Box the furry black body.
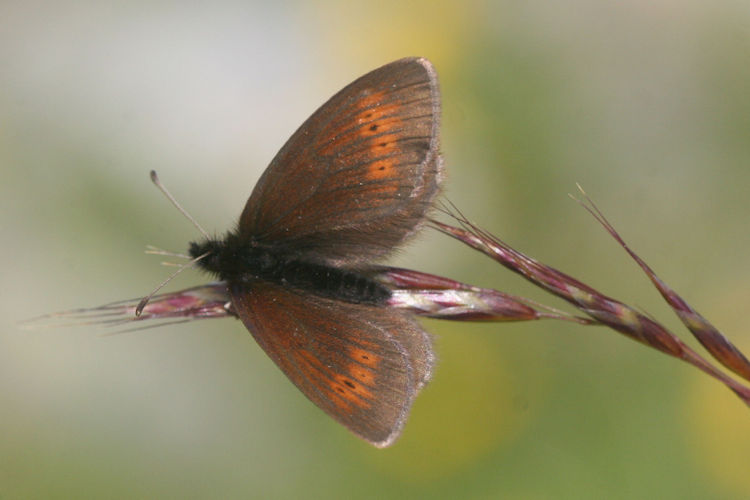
[189,232,391,306]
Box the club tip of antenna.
[135,297,148,317]
[150,170,159,183]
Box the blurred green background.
[2,1,749,498]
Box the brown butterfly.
[188,58,442,447]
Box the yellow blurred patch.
[685,373,750,495]
[358,323,546,482]
[306,0,484,71]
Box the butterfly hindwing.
[230,280,434,447]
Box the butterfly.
[183,58,443,448]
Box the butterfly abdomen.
[190,235,390,305]
[275,260,391,305]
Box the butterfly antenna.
[135,251,210,316]
[149,170,210,239]
[145,245,190,259]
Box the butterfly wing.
[231,281,434,447]
[238,57,442,265]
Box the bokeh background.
[2,1,749,498]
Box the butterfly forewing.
[231,281,433,447]
[238,57,442,265]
